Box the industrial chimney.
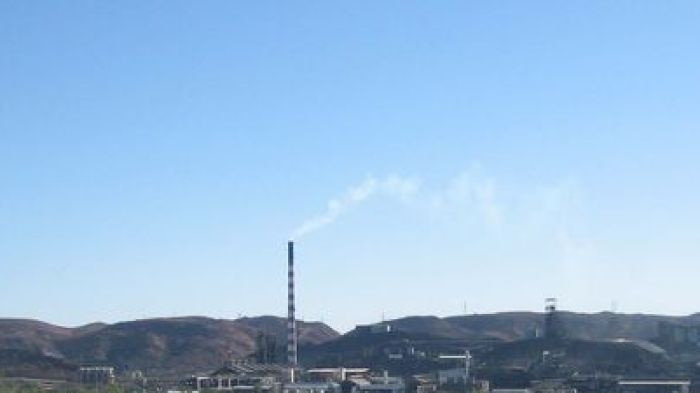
[287,241,298,374]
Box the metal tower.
[544,297,564,340]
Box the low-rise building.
[79,366,115,385]
[306,368,370,382]
[349,374,404,393]
[184,362,284,392]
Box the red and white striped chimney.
[287,241,298,370]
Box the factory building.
[79,366,115,385]
[351,374,405,393]
[184,362,285,392]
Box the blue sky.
[1,1,699,332]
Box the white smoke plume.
[290,175,421,240]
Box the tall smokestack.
[287,241,298,369]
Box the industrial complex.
[2,241,700,393]
[121,241,699,393]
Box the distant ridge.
[385,311,700,341]
[304,312,700,377]
[1,312,699,378]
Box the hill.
[1,312,699,378]
[387,312,700,341]
[0,316,339,377]
[303,312,700,377]
[480,338,675,377]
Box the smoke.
[431,171,503,227]
[290,175,421,240]
[289,168,504,240]
[290,168,507,240]
[289,169,603,318]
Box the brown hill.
[56,317,259,373]
[1,312,698,377]
[0,316,339,376]
[0,319,89,358]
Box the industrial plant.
[1,241,700,393]
[117,241,695,393]
[4,1,698,393]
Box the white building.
[306,368,370,382]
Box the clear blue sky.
[1,1,699,332]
